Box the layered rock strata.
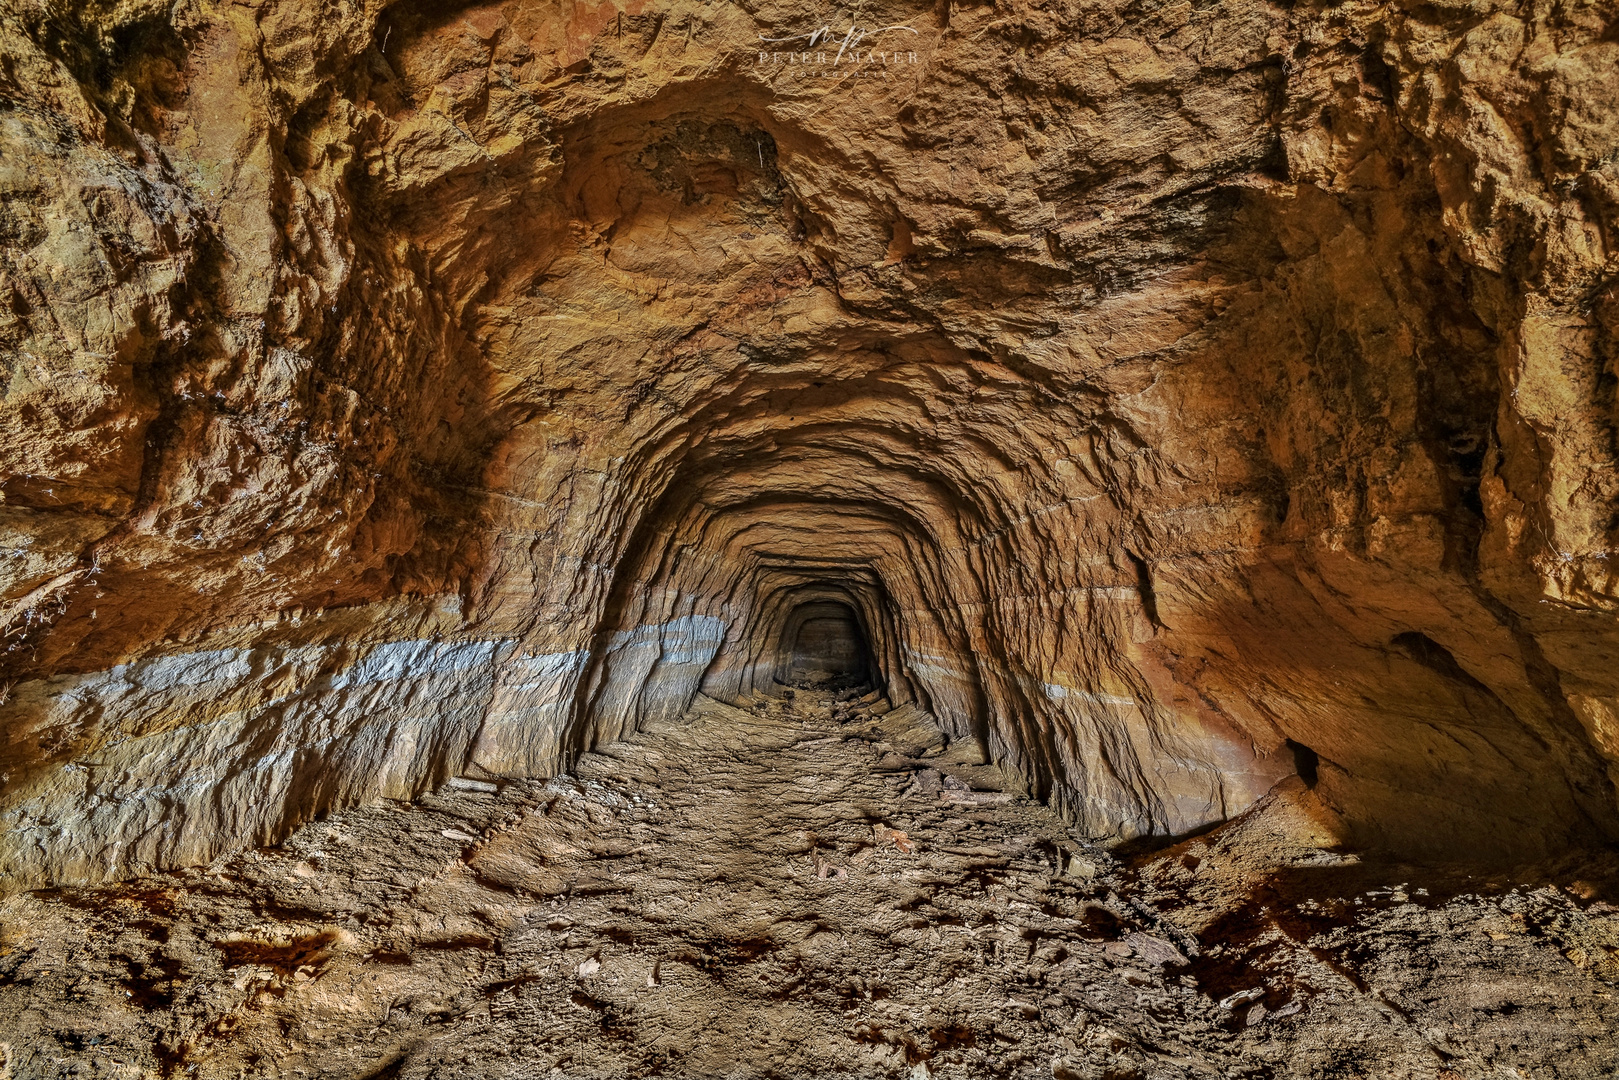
[1,0,1617,890]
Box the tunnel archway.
[778,601,872,690]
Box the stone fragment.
[905,769,944,798]
[1066,855,1100,882]
[813,853,848,882]
[874,824,915,854]
[1122,932,1185,967]
[1219,988,1265,1011]
[446,778,500,795]
[940,790,1015,806]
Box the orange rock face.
[1,0,1616,889]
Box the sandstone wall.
[1,0,1616,890]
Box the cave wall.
[1,0,1616,890]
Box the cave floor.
[3,691,1618,1079]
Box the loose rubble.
[2,691,1616,1077]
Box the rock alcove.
[780,600,871,688]
[1,0,1618,1073]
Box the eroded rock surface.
[3,692,1616,1077]
[1,0,1617,900]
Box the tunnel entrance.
[780,602,871,690]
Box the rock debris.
[4,692,1615,1078]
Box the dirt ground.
[3,690,1617,1078]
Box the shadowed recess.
[780,600,872,689]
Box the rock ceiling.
[0,0,1616,892]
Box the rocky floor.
[2,690,1618,1079]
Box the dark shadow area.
[1287,740,1320,788]
[780,601,871,690]
[1149,845,1619,1025]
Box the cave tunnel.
[3,0,1618,1073]
[779,600,872,689]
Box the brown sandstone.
[0,0,1617,1069]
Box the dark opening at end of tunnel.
[1287,740,1320,788]
[779,601,872,692]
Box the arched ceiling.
[1,0,1616,892]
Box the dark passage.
[781,602,870,688]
